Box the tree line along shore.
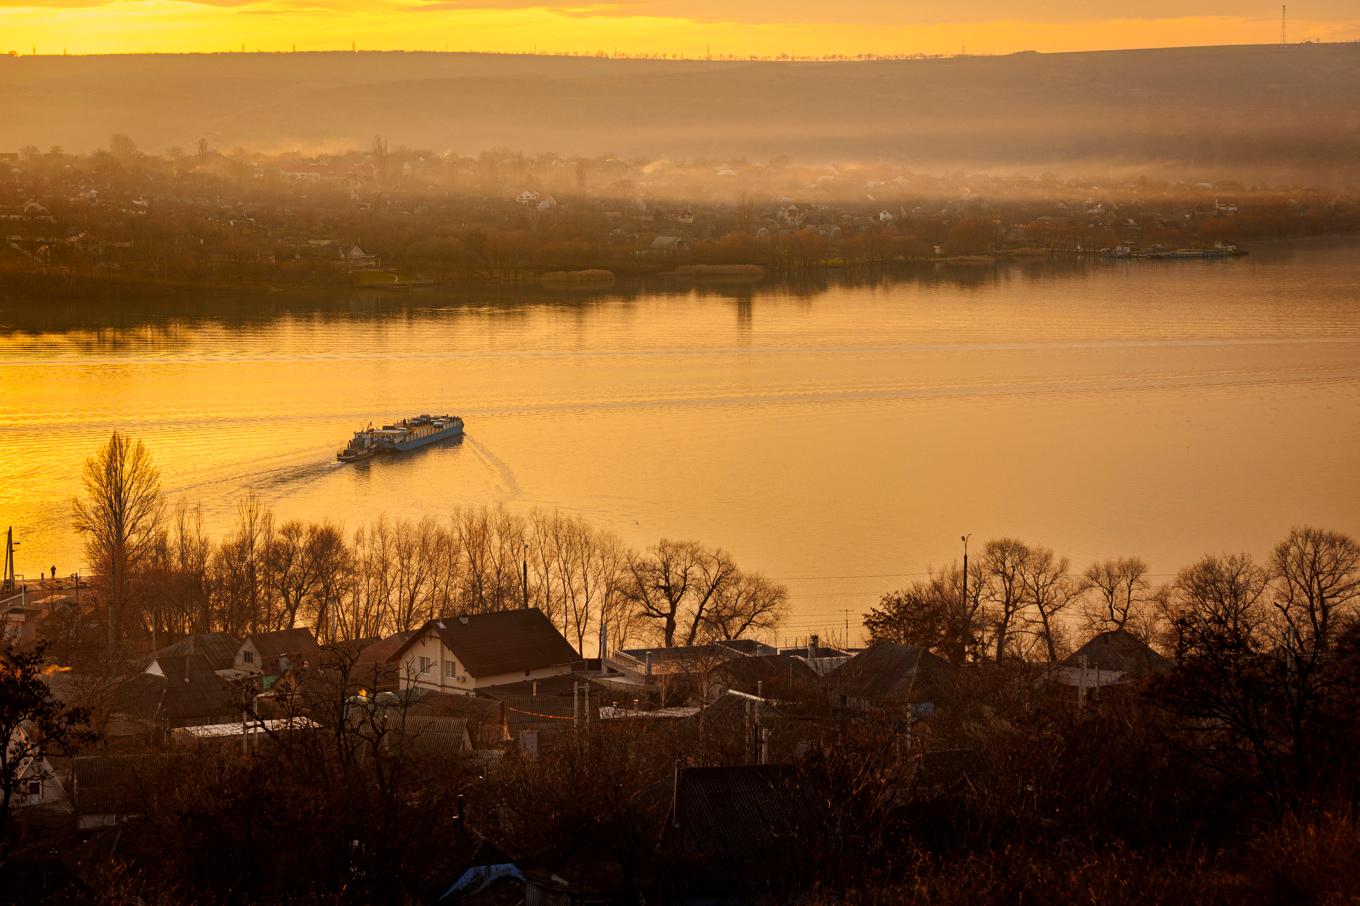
[3,431,1359,902]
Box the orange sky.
[2,2,1358,57]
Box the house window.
[417,656,434,676]
[443,659,455,678]
[26,779,42,797]
[242,650,254,664]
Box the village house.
[110,653,241,744]
[344,243,380,270]
[389,608,580,695]
[5,726,66,810]
[1052,629,1170,705]
[823,641,955,714]
[234,627,319,683]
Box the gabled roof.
[1061,630,1170,675]
[154,654,241,722]
[355,630,417,665]
[395,609,579,678]
[245,627,317,658]
[115,653,239,723]
[143,632,241,672]
[822,641,955,705]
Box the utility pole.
[2,527,17,594]
[961,533,971,615]
[1282,5,1287,45]
[521,545,529,609]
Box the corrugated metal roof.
[669,765,817,861]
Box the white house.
[6,726,66,810]
[390,608,580,694]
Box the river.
[3,238,1359,644]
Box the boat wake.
[463,435,521,498]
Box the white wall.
[397,628,574,692]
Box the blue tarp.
[438,863,524,901]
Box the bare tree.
[1019,544,1077,662]
[265,520,348,632]
[1082,557,1153,638]
[619,539,738,647]
[980,538,1030,663]
[72,431,164,655]
[390,518,439,632]
[704,572,788,642]
[210,495,274,636]
[454,507,526,613]
[340,519,397,641]
[1270,526,1360,653]
[1167,553,1270,657]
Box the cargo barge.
[338,414,463,463]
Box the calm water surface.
[3,240,1359,643]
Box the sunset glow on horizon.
[2,2,1359,58]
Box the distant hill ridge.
[2,42,1358,178]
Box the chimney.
[597,617,608,661]
[645,651,652,678]
[808,634,818,661]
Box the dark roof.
[395,609,579,678]
[476,673,599,732]
[114,654,240,724]
[73,754,180,816]
[246,627,318,657]
[669,765,818,861]
[620,643,741,666]
[394,715,471,756]
[714,639,779,657]
[143,632,241,672]
[355,630,416,665]
[1062,630,1171,675]
[822,641,955,705]
[778,645,850,660]
[405,689,508,746]
[712,655,821,701]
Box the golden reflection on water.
[3,244,1359,642]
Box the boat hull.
[391,422,464,451]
